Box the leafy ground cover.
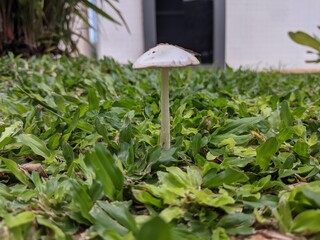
[0,54,319,239]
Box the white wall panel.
[97,0,144,64]
[226,0,320,70]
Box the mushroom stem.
[160,68,170,149]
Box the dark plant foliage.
[0,0,126,57]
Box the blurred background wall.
[226,0,320,70]
[79,0,320,71]
[96,0,144,63]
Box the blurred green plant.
[0,0,127,57]
[289,28,320,63]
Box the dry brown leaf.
[244,230,305,240]
[19,163,47,177]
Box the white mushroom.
[133,44,200,149]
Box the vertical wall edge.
[213,0,226,69]
[142,0,157,50]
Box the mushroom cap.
[132,43,200,69]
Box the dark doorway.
[156,0,213,63]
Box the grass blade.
[85,143,124,200]
[16,134,51,159]
[256,137,279,171]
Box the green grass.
[0,54,319,239]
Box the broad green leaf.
[194,153,207,166]
[217,213,254,235]
[158,167,191,188]
[118,142,135,168]
[16,134,51,159]
[203,167,249,188]
[277,192,292,232]
[47,133,61,150]
[0,121,22,148]
[1,157,29,185]
[276,127,294,143]
[289,182,320,210]
[291,210,320,233]
[88,181,104,202]
[119,124,133,143]
[132,189,162,208]
[143,184,185,205]
[219,116,264,135]
[65,108,80,134]
[280,101,293,127]
[95,118,110,142]
[97,201,138,234]
[233,146,256,158]
[256,137,279,170]
[160,207,185,223]
[187,166,202,188]
[62,142,74,166]
[0,182,12,199]
[37,216,66,238]
[288,31,320,51]
[239,102,249,117]
[191,133,202,157]
[152,101,159,114]
[69,179,93,221]
[307,133,318,146]
[5,211,35,228]
[293,125,306,137]
[88,88,99,111]
[52,93,66,113]
[77,121,95,132]
[172,104,186,127]
[254,175,271,191]
[293,140,309,158]
[85,143,124,200]
[172,227,206,240]
[211,227,229,240]
[90,203,129,237]
[222,157,254,168]
[244,194,279,210]
[137,216,173,240]
[292,106,306,118]
[211,134,252,145]
[193,188,235,207]
[301,184,320,208]
[150,147,178,168]
[218,138,236,148]
[181,126,198,135]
